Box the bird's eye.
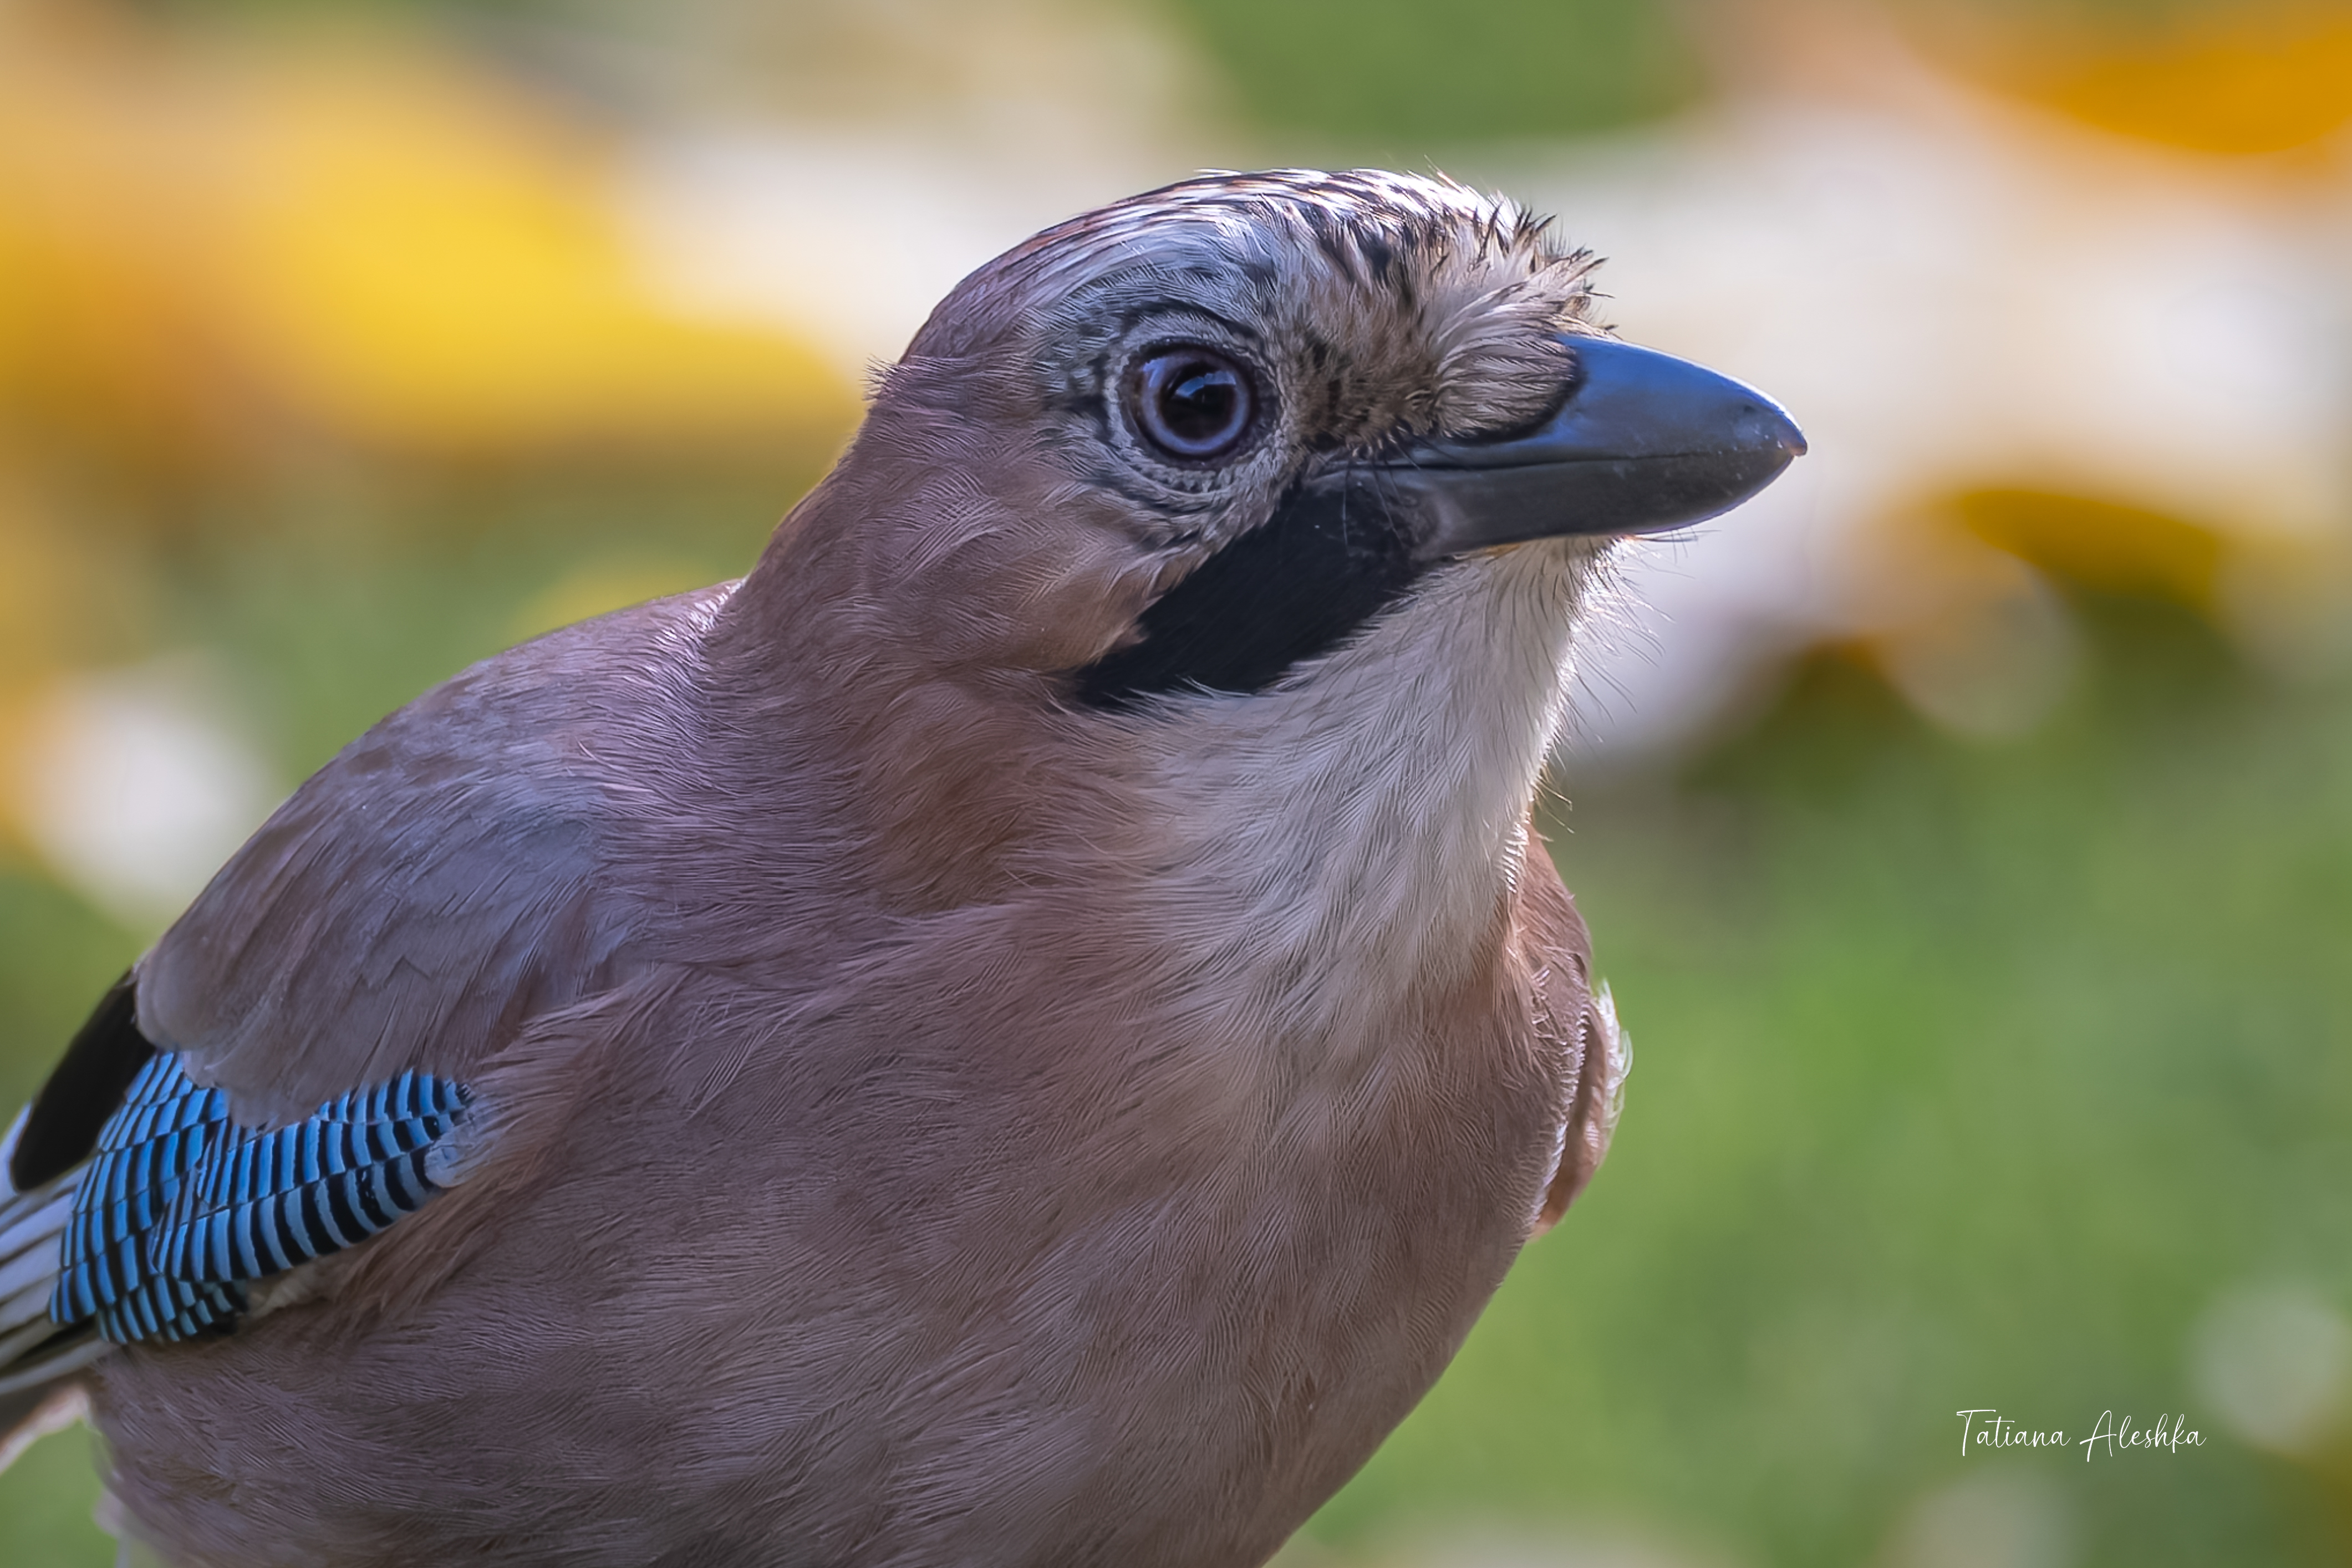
[1126,347,1256,462]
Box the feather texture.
[50,1055,472,1346]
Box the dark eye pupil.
[1164,369,1236,435]
[1130,348,1255,460]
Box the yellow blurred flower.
[1852,483,2352,737]
[1951,488,2224,610]
[0,0,857,474]
[1905,0,2352,156]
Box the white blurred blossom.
[1883,1469,2076,1568]
[2192,1282,2352,1455]
[10,655,281,935]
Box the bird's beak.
[1344,336,1806,560]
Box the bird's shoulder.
[1516,832,1628,1233]
[133,586,732,1122]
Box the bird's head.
[749,169,1798,711]
[726,170,1798,926]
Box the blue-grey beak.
[1335,336,1806,559]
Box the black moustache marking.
[11,970,155,1191]
[1073,470,1427,709]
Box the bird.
[0,169,1800,1567]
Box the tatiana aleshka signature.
[1958,1408,2206,1461]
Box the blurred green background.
[5,0,2352,1564]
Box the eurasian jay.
[0,170,1800,1566]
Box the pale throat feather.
[1133,542,1594,1054]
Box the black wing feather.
[9,973,155,1193]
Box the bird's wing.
[134,642,642,1125]
[0,609,680,1399]
[1521,837,1628,1234]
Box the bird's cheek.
[904,520,1154,674]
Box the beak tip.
[1745,401,1806,460]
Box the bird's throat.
[1122,543,1592,1056]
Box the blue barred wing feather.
[52,1056,472,1346]
[52,1057,240,1344]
